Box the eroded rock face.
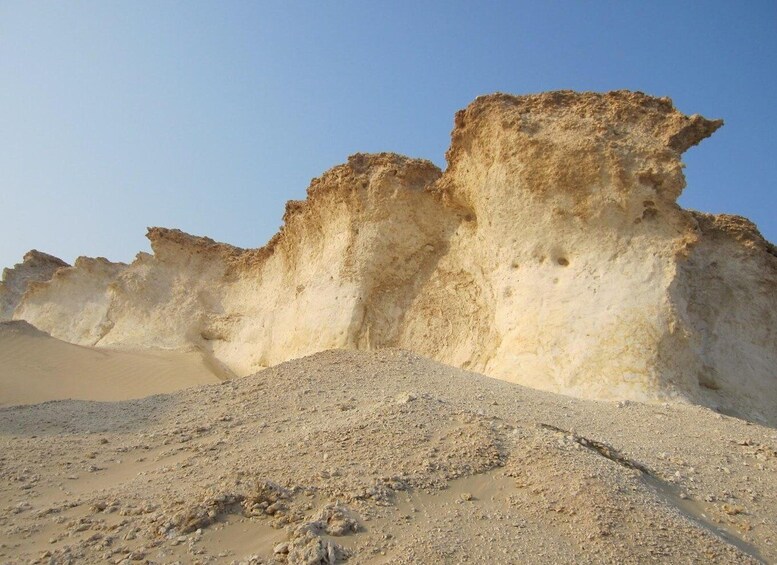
[8,91,777,424]
[403,91,721,397]
[0,251,69,320]
[671,213,777,423]
[13,256,127,345]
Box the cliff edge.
[3,90,775,425]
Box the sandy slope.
[1,349,775,564]
[0,321,221,406]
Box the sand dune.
[0,321,221,406]
[1,349,775,563]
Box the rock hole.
[556,257,569,266]
[698,373,721,391]
[200,330,224,341]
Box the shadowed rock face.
[4,90,776,424]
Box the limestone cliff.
[0,251,68,320]
[4,90,776,425]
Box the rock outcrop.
[3,90,776,424]
[0,251,68,320]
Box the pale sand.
[0,321,220,406]
[1,348,776,564]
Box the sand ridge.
[0,321,221,406]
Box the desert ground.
[1,340,775,564]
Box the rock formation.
[0,250,68,320]
[2,90,775,424]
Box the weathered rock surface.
[0,250,68,319]
[3,90,776,424]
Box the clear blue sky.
[1,1,775,269]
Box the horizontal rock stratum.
[2,90,776,424]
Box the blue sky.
[1,1,775,269]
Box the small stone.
[395,392,417,404]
